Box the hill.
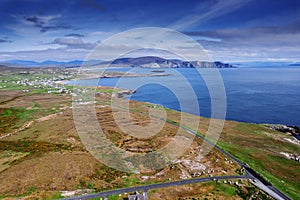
[0,57,235,68]
[111,56,235,68]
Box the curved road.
[170,119,291,200]
[62,174,250,200]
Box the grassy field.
[147,180,273,200]
[161,109,300,199]
[0,85,243,199]
[219,123,299,199]
[0,69,299,199]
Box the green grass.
[235,122,264,134]
[122,176,141,188]
[214,182,237,196]
[1,103,65,132]
[108,194,119,200]
[1,107,34,120]
[0,74,72,95]
[46,192,63,200]
[199,181,271,199]
[110,103,300,199]
[0,189,64,200]
[0,107,35,133]
[217,136,299,199]
[96,88,115,94]
[16,108,35,121]
[25,186,36,194]
[0,73,121,97]
[32,102,40,108]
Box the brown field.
[0,73,299,199]
[0,88,246,199]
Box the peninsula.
[0,65,299,199]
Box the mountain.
[0,59,104,67]
[3,60,42,66]
[111,56,235,68]
[0,57,235,68]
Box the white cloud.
[50,37,97,49]
[0,48,87,62]
[169,0,252,30]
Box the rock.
[268,124,300,140]
[113,89,136,98]
[280,152,300,162]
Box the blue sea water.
[70,67,300,127]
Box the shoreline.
[1,77,299,199]
[60,76,300,141]
[72,72,171,81]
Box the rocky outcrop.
[268,124,300,140]
[112,89,136,98]
[280,152,300,162]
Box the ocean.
[70,67,300,127]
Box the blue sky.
[0,0,299,62]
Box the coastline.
[60,74,300,142]
[1,74,299,199]
[72,71,170,81]
[67,76,300,138]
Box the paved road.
[172,120,291,200]
[63,104,291,200]
[62,174,250,200]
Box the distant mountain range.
[0,59,102,68]
[0,60,83,67]
[1,56,235,68]
[2,57,300,68]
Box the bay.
[70,67,300,127]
